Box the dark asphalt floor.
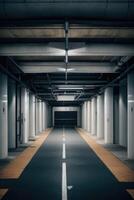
[1,128,133,200]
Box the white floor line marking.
[62,162,68,200]
[62,143,66,159]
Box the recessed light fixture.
[57,95,75,101]
[59,87,83,90]
[57,68,74,72]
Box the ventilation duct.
[0,1,133,20]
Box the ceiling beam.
[37,92,95,95]
[32,81,108,85]
[0,43,134,56]
[19,61,117,73]
[0,20,134,28]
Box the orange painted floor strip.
[0,189,8,200]
[0,128,52,179]
[77,128,134,182]
[127,190,134,199]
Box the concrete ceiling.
[0,21,134,106]
[0,27,134,39]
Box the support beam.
[119,79,127,147]
[0,72,8,158]
[35,98,39,135]
[127,70,134,159]
[19,62,116,74]
[104,87,113,144]
[97,94,104,139]
[0,43,134,56]
[29,94,36,140]
[87,101,91,133]
[33,81,107,85]
[82,102,87,130]
[0,2,133,21]
[21,88,29,144]
[8,79,16,149]
[39,100,42,133]
[91,97,97,135]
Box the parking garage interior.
[0,1,134,200]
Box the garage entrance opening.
[54,111,77,127]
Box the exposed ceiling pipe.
[99,63,134,93]
[89,61,134,101]
[0,57,43,101]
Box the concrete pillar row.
[127,71,134,159]
[91,97,97,135]
[0,72,8,159]
[104,87,113,144]
[97,94,104,139]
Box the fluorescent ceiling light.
[57,95,75,101]
[57,68,75,72]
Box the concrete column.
[8,79,16,149]
[91,97,97,135]
[42,102,44,130]
[48,105,52,127]
[35,98,39,134]
[86,101,88,131]
[113,88,119,144]
[119,79,127,147]
[45,104,48,128]
[21,88,29,144]
[0,72,8,158]
[104,87,113,144]
[87,101,91,133]
[127,71,134,159]
[44,102,46,130]
[81,104,84,129]
[29,94,36,139]
[39,100,42,133]
[42,102,45,130]
[83,102,87,130]
[97,94,104,139]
